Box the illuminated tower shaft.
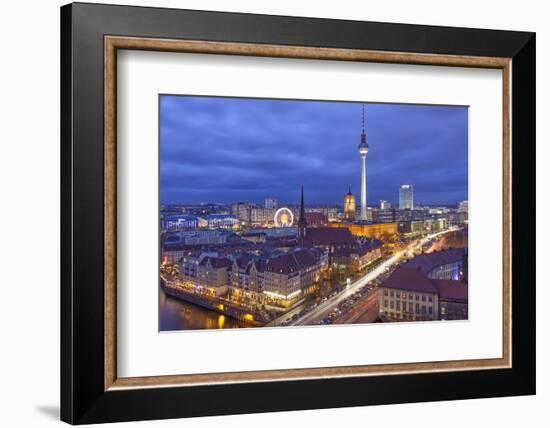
[358,104,369,221]
[360,153,367,220]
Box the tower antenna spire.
[361,104,367,143]
[362,104,365,133]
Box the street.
[289,227,459,326]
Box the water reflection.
[159,287,248,331]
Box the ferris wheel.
[274,207,294,227]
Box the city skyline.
[160,95,468,206]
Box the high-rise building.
[458,200,468,213]
[358,105,369,221]
[380,200,391,210]
[343,186,356,221]
[264,198,278,209]
[399,185,414,210]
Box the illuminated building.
[161,214,200,231]
[378,267,440,321]
[305,211,327,227]
[162,230,232,261]
[250,207,277,225]
[399,185,414,210]
[204,214,240,229]
[458,200,469,213]
[196,256,232,296]
[229,248,328,307]
[231,202,255,224]
[358,105,369,220]
[424,218,448,233]
[343,186,356,221]
[262,249,323,305]
[331,239,383,272]
[397,220,425,238]
[372,208,396,223]
[264,198,278,209]
[403,248,466,281]
[328,221,398,240]
[380,200,391,210]
[378,262,468,321]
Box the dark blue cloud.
[160,95,468,206]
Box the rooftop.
[381,267,438,293]
[380,266,468,301]
[403,248,466,274]
[303,227,355,246]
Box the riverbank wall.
[161,280,266,326]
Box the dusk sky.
[160,95,468,206]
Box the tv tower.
[358,104,369,221]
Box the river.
[159,287,249,331]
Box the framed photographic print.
[60,2,536,424]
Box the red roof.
[263,249,318,275]
[381,266,468,302]
[381,267,438,293]
[303,227,355,246]
[434,279,468,302]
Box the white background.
[118,51,503,378]
[0,0,546,427]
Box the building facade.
[371,208,396,224]
[378,265,467,321]
[196,256,232,296]
[379,268,440,321]
[328,221,398,240]
[397,220,425,238]
[161,214,201,231]
[204,214,240,229]
[250,207,277,226]
[264,198,278,209]
[231,202,254,224]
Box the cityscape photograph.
[159,95,469,331]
